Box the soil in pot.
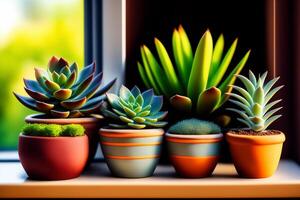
[226,129,285,178]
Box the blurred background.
[0,0,83,149]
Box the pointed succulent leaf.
[142,89,153,106]
[264,115,282,130]
[264,77,280,95]
[92,78,116,97]
[208,38,238,87]
[218,50,251,106]
[128,123,146,129]
[34,68,49,91]
[120,116,134,123]
[252,103,263,116]
[75,62,95,86]
[138,110,151,117]
[23,79,47,94]
[131,85,141,97]
[227,108,252,124]
[140,46,160,94]
[149,111,168,120]
[106,93,122,110]
[133,105,142,113]
[102,109,119,120]
[76,72,103,99]
[231,85,253,105]
[64,71,76,88]
[260,71,268,85]
[120,85,134,102]
[137,61,151,89]
[210,34,224,76]
[143,45,171,95]
[52,71,60,83]
[197,87,221,114]
[13,93,40,112]
[123,106,136,117]
[112,108,126,117]
[24,87,49,101]
[178,25,193,75]
[53,89,72,100]
[169,94,192,113]
[150,96,163,114]
[154,38,182,93]
[72,74,93,97]
[263,99,282,115]
[79,102,103,115]
[188,30,213,103]
[36,101,54,111]
[48,56,59,72]
[145,121,168,128]
[61,97,87,110]
[237,118,252,128]
[82,95,106,109]
[60,66,71,77]
[136,94,144,107]
[226,93,250,107]
[253,86,264,105]
[69,62,78,77]
[229,99,252,115]
[265,85,284,104]
[58,73,68,86]
[264,107,282,121]
[44,79,60,92]
[249,70,257,86]
[50,110,70,118]
[133,116,146,123]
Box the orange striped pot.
[99,128,164,178]
[226,131,285,178]
[166,133,223,178]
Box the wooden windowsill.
[0,160,300,198]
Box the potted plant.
[166,119,222,178]
[13,56,116,162]
[138,25,251,124]
[19,123,88,180]
[100,85,168,178]
[226,70,285,178]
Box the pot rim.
[25,114,103,124]
[166,132,223,139]
[99,128,164,138]
[19,133,88,140]
[226,130,285,145]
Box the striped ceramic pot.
[99,128,164,178]
[166,133,223,178]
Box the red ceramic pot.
[25,114,102,163]
[18,134,88,180]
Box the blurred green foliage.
[0,0,84,149]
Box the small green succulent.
[168,118,221,135]
[102,85,168,129]
[138,25,250,116]
[227,70,283,131]
[22,123,85,137]
[14,56,116,118]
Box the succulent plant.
[102,85,168,129]
[227,70,283,132]
[14,56,116,118]
[168,118,221,135]
[138,25,250,116]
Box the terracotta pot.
[25,114,102,163]
[18,134,88,180]
[166,133,223,178]
[226,131,285,178]
[99,128,164,178]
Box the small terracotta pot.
[18,134,88,180]
[226,131,285,178]
[25,114,102,163]
[99,128,164,178]
[166,133,223,178]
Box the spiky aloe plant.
[227,71,283,131]
[138,25,250,116]
[102,85,168,129]
[14,56,116,118]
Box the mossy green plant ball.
[22,123,85,137]
[168,118,221,135]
